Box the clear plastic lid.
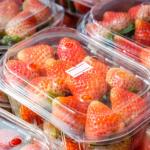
[78,0,150,70]
[0,107,50,149]
[0,0,64,47]
[1,27,150,143]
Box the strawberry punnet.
[23,0,51,23]
[57,37,87,65]
[134,19,150,47]
[106,67,143,92]
[110,87,146,125]
[5,11,37,38]
[85,101,123,140]
[0,0,19,33]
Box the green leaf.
[119,23,135,35]
[128,87,138,93]
[1,35,22,45]
[107,33,114,41]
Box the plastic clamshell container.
[1,27,150,147]
[0,107,51,150]
[78,0,150,70]
[0,0,64,55]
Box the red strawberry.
[137,4,150,22]
[102,11,132,32]
[140,48,150,69]
[67,56,108,102]
[114,35,142,60]
[74,2,90,14]
[110,87,146,125]
[27,77,67,99]
[45,59,71,94]
[135,19,150,47]
[64,136,83,150]
[6,59,39,84]
[85,101,123,140]
[128,5,141,20]
[52,96,86,133]
[0,0,19,32]
[17,44,54,70]
[0,129,22,148]
[57,37,87,65]
[106,67,143,92]
[20,105,43,125]
[5,11,37,38]
[23,0,51,23]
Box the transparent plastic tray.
[0,27,150,145]
[0,0,64,51]
[78,0,150,69]
[0,107,51,149]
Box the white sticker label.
[66,62,93,78]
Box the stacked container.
[0,0,64,112]
[0,107,53,149]
[78,0,150,70]
[0,27,150,149]
[0,0,64,55]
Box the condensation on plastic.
[78,0,150,70]
[0,107,50,150]
[0,27,150,144]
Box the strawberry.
[114,35,142,60]
[106,67,143,92]
[128,5,141,20]
[5,11,37,38]
[0,129,22,148]
[110,87,146,125]
[64,136,83,150]
[52,96,86,133]
[20,105,43,125]
[6,59,39,84]
[23,0,51,23]
[74,2,90,14]
[102,11,132,32]
[140,48,150,69]
[57,37,87,65]
[45,59,71,94]
[137,4,150,22]
[67,56,108,102]
[85,101,123,140]
[135,19,150,47]
[0,0,19,33]
[27,77,67,99]
[17,44,54,70]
